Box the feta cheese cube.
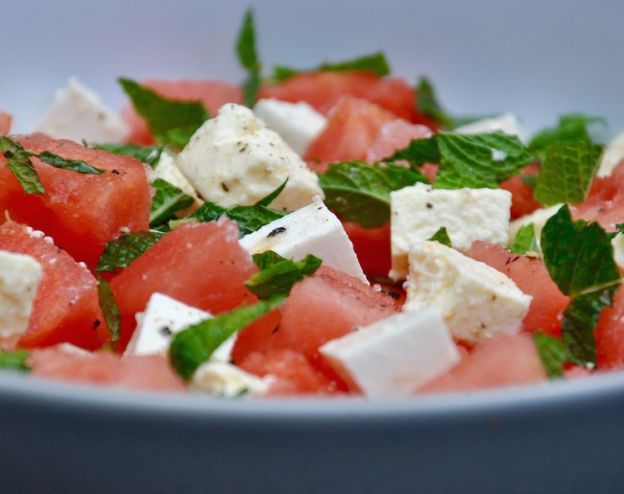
[508,204,563,252]
[254,99,327,155]
[239,197,367,283]
[612,233,624,271]
[390,183,511,280]
[192,361,271,397]
[404,241,531,344]
[597,129,624,177]
[176,103,322,212]
[0,251,42,337]
[148,150,202,207]
[34,78,129,144]
[454,113,521,137]
[319,309,460,397]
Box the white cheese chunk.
[454,113,521,137]
[192,361,271,397]
[176,103,322,212]
[612,233,624,271]
[148,150,202,207]
[390,183,511,280]
[55,343,91,356]
[239,197,367,283]
[404,241,531,344]
[508,204,562,252]
[254,99,327,155]
[319,309,460,397]
[34,78,129,144]
[597,129,624,177]
[0,251,42,337]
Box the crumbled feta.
[148,150,202,207]
[192,361,271,397]
[390,183,511,280]
[34,78,129,144]
[0,251,43,337]
[597,129,624,177]
[239,197,367,283]
[454,113,521,137]
[404,241,531,344]
[319,309,460,397]
[254,99,327,155]
[508,204,563,253]
[176,103,322,212]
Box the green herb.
[93,143,163,168]
[149,179,194,227]
[272,52,390,82]
[529,114,605,155]
[510,224,538,255]
[96,231,164,272]
[245,251,322,299]
[428,227,452,247]
[170,296,285,380]
[253,179,287,207]
[119,78,209,149]
[541,205,621,365]
[319,161,428,228]
[0,136,45,194]
[533,333,570,378]
[390,132,534,189]
[534,142,603,206]
[236,8,261,107]
[0,350,31,373]
[37,151,105,175]
[97,277,121,344]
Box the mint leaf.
[510,224,538,255]
[428,227,451,247]
[541,205,621,365]
[533,333,569,378]
[254,180,288,207]
[93,143,163,168]
[529,114,606,154]
[0,136,45,195]
[119,78,209,149]
[97,277,121,344]
[0,350,31,373]
[37,151,105,175]
[236,8,261,107]
[149,179,194,227]
[534,142,603,206]
[319,161,428,228]
[96,231,164,272]
[415,77,454,129]
[169,296,285,380]
[245,251,322,299]
[272,52,390,82]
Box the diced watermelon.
[0,134,150,268]
[0,221,110,350]
[499,163,542,219]
[122,79,243,145]
[365,119,431,163]
[342,222,392,279]
[304,97,397,172]
[30,347,185,392]
[0,112,11,135]
[595,286,624,370]
[110,220,257,351]
[420,333,546,394]
[470,242,569,337]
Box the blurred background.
[2,0,623,134]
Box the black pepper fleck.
[221,182,230,192]
[111,169,120,175]
[93,319,101,330]
[267,226,287,238]
[426,202,433,209]
[159,326,173,337]
[272,325,280,334]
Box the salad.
[1,9,623,399]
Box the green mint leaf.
[93,143,163,168]
[533,333,569,378]
[272,52,390,82]
[415,77,455,129]
[0,350,31,373]
[541,205,621,365]
[96,231,164,272]
[529,114,606,154]
[389,137,441,166]
[245,251,322,299]
[510,224,538,255]
[236,8,261,107]
[169,296,285,380]
[119,78,209,148]
[97,277,121,344]
[149,179,194,227]
[534,142,603,206]
[37,151,105,175]
[319,161,429,228]
[617,224,624,235]
[428,227,452,247]
[0,136,45,195]
[253,180,288,207]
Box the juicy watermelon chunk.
[365,119,431,163]
[420,334,546,394]
[499,163,542,219]
[596,286,624,370]
[0,221,110,350]
[110,220,257,351]
[342,222,392,279]
[122,79,243,145]
[470,242,569,337]
[0,134,150,268]
[0,112,11,135]
[31,347,185,392]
